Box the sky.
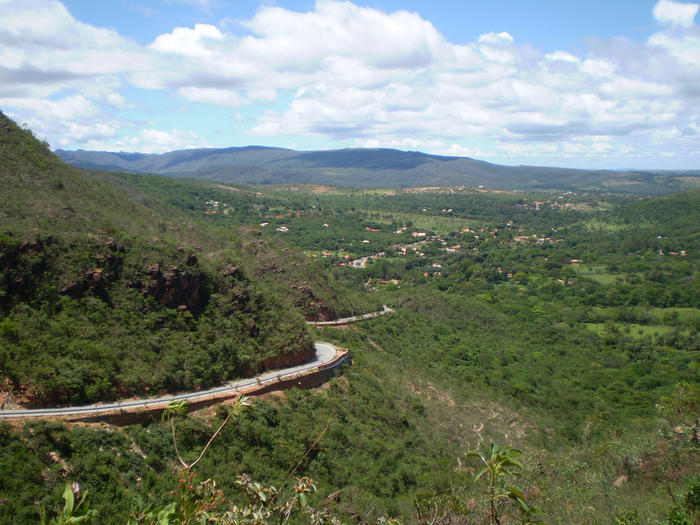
[1,0,699,169]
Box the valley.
[1,112,698,524]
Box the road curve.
[307,305,393,326]
[0,342,339,419]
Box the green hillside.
[0,112,366,406]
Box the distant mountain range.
[56,146,700,194]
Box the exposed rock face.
[141,262,204,311]
[221,264,240,278]
[242,343,315,377]
[290,283,334,321]
[262,344,315,370]
[60,268,103,299]
[309,305,334,322]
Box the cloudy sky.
[1,0,699,169]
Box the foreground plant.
[466,442,544,525]
[41,482,96,525]
[161,395,252,470]
[127,471,338,525]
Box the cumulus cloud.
[653,0,699,27]
[1,0,699,166]
[140,0,700,162]
[80,128,211,154]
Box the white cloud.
[648,32,700,67]
[178,87,246,106]
[134,128,210,153]
[0,0,699,166]
[105,92,128,109]
[82,128,211,154]
[477,32,514,46]
[151,24,224,58]
[652,0,699,27]
[545,51,581,64]
[1,94,99,121]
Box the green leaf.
[299,492,308,507]
[67,515,92,524]
[62,483,75,517]
[473,465,489,482]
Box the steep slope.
[0,112,318,407]
[57,146,700,194]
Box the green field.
[585,322,678,339]
[381,211,481,235]
[569,264,624,284]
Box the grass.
[380,212,481,236]
[583,218,631,231]
[569,264,625,285]
[649,307,700,324]
[585,273,623,285]
[570,265,609,274]
[585,322,678,339]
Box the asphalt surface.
[0,341,338,419]
[307,305,393,326]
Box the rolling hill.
[57,145,700,195]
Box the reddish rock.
[222,265,240,278]
[263,345,315,370]
[141,262,204,311]
[60,268,105,298]
[242,344,315,377]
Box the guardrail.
[0,343,348,423]
[307,305,393,326]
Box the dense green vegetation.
[1,112,699,523]
[0,112,372,406]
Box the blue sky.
[62,1,659,50]
[1,0,699,169]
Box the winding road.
[0,342,340,420]
[1,304,395,420]
[307,305,393,326]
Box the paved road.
[0,342,338,419]
[307,305,393,326]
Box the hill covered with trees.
[0,112,372,406]
[56,145,700,195]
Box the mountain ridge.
[56,145,700,194]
